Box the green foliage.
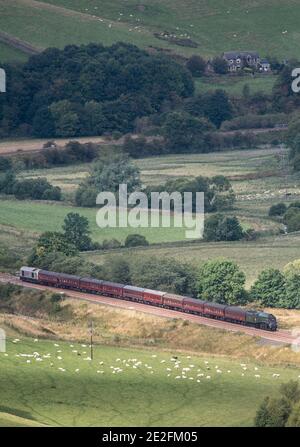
[255,380,300,427]
[12,178,61,201]
[283,206,300,232]
[130,256,197,296]
[204,214,244,242]
[197,259,246,305]
[162,111,214,153]
[124,234,149,248]
[250,269,286,307]
[63,212,92,251]
[287,402,300,427]
[0,156,12,172]
[250,267,300,309]
[269,202,287,216]
[0,43,193,138]
[212,57,228,75]
[106,257,131,284]
[185,90,233,128]
[186,55,206,77]
[76,153,141,206]
[0,168,61,201]
[255,397,291,427]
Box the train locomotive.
[20,266,277,331]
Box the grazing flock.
[3,338,300,384]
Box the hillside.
[1,0,300,63]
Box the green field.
[195,75,277,96]
[0,41,28,63]
[1,0,300,63]
[0,337,300,427]
[0,198,188,244]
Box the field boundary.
[0,31,41,55]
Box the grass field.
[0,0,300,63]
[0,336,300,427]
[85,232,300,288]
[0,198,189,244]
[0,41,28,63]
[195,75,277,96]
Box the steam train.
[20,266,277,331]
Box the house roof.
[223,51,259,60]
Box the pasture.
[195,75,277,96]
[0,0,300,63]
[0,336,300,427]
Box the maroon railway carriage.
[79,277,103,293]
[224,306,247,323]
[102,281,124,298]
[143,289,165,306]
[203,301,226,319]
[123,285,145,301]
[183,297,205,314]
[38,270,80,289]
[163,293,184,310]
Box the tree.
[212,57,228,74]
[124,234,149,248]
[130,256,197,295]
[107,257,131,284]
[50,100,80,138]
[255,397,291,427]
[63,212,92,251]
[29,231,78,265]
[81,153,141,196]
[269,203,287,216]
[250,269,286,307]
[287,402,300,427]
[280,380,300,405]
[197,259,246,305]
[0,156,12,172]
[255,380,300,427]
[283,207,300,232]
[186,55,206,77]
[204,214,243,242]
[284,273,300,309]
[162,111,214,153]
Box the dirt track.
[0,272,297,345]
[0,30,41,55]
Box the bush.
[12,178,61,201]
[102,239,122,250]
[269,203,287,216]
[124,234,149,248]
[204,214,244,241]
[283,207,300,232]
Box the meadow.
[195,75,277,96]
[1,335,300,427]
[39,0,300,59]
[0,145,298,284]
[1,0,300,64]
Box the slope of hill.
[1,0,300,62]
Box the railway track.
[0,272,297,345]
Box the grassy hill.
[1,0,300,63]
[1,335,300,427]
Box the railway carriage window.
[32,273,34,278]
[21,270,24,276]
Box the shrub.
[125,234,149,248]
[269,203,287,216]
